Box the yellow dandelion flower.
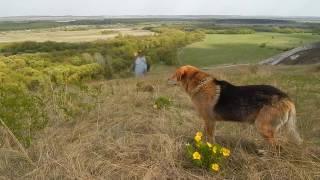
[196,132,203,137]
[194,135,201,142]
[212,146,217,154]
[221,147,230,157]
[193,151,201,160]
[207,142,212,148]
[211,163,220,172]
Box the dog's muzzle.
[167,79,178,85]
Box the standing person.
[134,50,148,77]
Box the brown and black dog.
[168,65,302,145]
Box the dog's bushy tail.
[285,101,303,145]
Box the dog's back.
[213,79,302,144]
[213,80,289,123]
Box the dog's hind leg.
[255,99,303,146]
[254,106,280,146]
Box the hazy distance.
[0,0,319,17]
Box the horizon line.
[1,14,320,18]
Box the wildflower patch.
[186,132,231,172]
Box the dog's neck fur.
[189,76,213,96]
[189,77,221,103]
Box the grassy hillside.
[1,64,319,179]
[180,33,320,66]
[1,24,320,179]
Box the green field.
[180,33,320,66]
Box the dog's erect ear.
[176,68,186,81]
[168,66,191,84]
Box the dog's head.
[168,65,200,85]
[168,65,212,94]
[168,65,216,97]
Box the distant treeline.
[0,21,62,31]
[215,19,293,24]
[203,28,256,34]
[1,17,319,31]
[203,27,310,34]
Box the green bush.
[259,43,267,48]
[0,84,47,146]
[44,63,102,84]
[19,67,49,91]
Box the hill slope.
[1,65,320,179]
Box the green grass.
[180,33,320,67]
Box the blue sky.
[0,0,319,17]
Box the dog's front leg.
[203,119,216,144]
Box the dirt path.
[260,42,320,65]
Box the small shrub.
[186,132,231,172]
[101,30,117,35]
[153,96,172,109]
[259,43,267,48]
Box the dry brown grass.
[0,27,153,43]
[1,65,320,179]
